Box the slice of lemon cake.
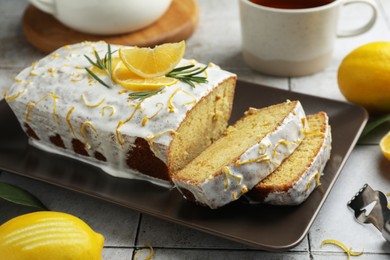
[172,100,307,209]
[248,112,332,205]
[5,41,236,187]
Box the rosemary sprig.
[85,44,209,101]
[84,67,111,89]
[128,87,166,101]
[166,64,208,88]
[84,44,117,89]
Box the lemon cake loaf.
[248,112,332,205]
[172,100,307,209]
[5,42,236,187]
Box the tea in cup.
[29,0,173,35]
[239,0,378,76]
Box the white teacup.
[239,0,378,77]
[29,0,173,35]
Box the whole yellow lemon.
[338,42,390,114]
[0,211,104,260]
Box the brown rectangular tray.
[0,80,368,251]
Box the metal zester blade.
[347,184,390,242]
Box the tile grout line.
[307,232,314,260]
[130,213,143,259]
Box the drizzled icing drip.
[25,93,60,124]
[6,41,236,187]
[305,172,321,191]
[146,130,178,155]
[80,121,98,150]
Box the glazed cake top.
[6,41,235,153]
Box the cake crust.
[6,42,236,187]
[248,112,332,205]
[173,100,307,209]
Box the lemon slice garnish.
[380,131,390,161]
[112,61,178,91]
[119,41,185,78]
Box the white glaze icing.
[30,139,172,188]
[262,113,332,205]
[173,101,307,209]
[6,42,236,186]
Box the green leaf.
[0,182,49,210]
[360,114,390,139]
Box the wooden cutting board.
[23,0,199,53]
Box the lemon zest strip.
[232,186,249,201]
[222,166,242,191]
[81,94,105,108]
[301,117,309,130]
[231,192,238,200]
[147,130,178,154]
[235,154,270,166]
[273,139,292,158]
[25,93,60,124]
[71,78,83,82]
[115,102,143,146]
[117,89,129,94]
[71,72,83,82]
[123,101,143,124]
[134,244,155,260]
[50,93,60,124]
[167,88,198,112]
[258,142,270,155]
[51,52,60,59]
[305,172,322,192]
[5,89,27,102]
[321,239,364,260]
[181,89,197,106]
[142,103,164,126]
[25,103,35,121]
[167,88,182,113]
[101,105,115,117]
[115,121,125,146]
[66,106,76,138]
[48,68,56,77]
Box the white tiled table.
[1,0,390,259]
